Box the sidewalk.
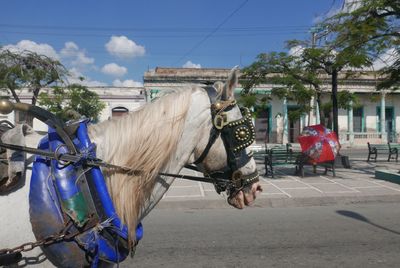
[157,156,400,209]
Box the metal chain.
[0,220,80,258]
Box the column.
[309,96,315,125]
[348,100,354,145]
[380,91,387,142]
[315,97,320,125]
[303,112,308,128]
[282,97,288,144]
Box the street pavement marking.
[354,186,386,189]
[264,179,292,198]
[277,187,311,190]
[275,170,324,193]
[164,195,204,198]
[358,183,400,192]
[168,185,199,188]
[317,175,361,193]
[198,181,205,197]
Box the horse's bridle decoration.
[193,86,259,196]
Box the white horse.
[0,68,262,267]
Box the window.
[353,107,363,132]
[112,107,129,117]
[15,111,27,124]
[254,106,270,143]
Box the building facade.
[1,67,397,147]
[0,87,146,131]
[144,67,400,146]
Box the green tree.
[286,38,371,136]
[38,84,105,122]
[242,52,320,123]
[321,0,400,89]
[0,49,67,125]
[0,49,67,105]
[241,48,360,132]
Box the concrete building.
[144,67,400,146]
[0,87,146,131]
[1,67,397,147]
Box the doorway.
[288,106,301,143]
[377,106,395,142]
[254,106,271,144]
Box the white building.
[144,67,400,146]
[0,87,146,131]
[1,67,397,147]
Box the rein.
[0,140,219,184]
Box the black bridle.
[190,86,259,196]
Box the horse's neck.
[164,90,211,173]
[138,88,211,219]
[87,88,212,229]
[90,88,211,174]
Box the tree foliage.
[0,49,67,105]
[241,52,321,121]
[241,47,359,126]
[321,0,400,89]
[38,84,105,122]
[0,49,105,124]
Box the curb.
[156,194,400,210]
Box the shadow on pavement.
[336,210,400,236]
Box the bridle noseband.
[192,86,259,196]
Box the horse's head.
[194,67,262,209]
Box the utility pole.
[310,27,321,125]
[331,67,339,135]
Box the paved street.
[130,147,400,267]
[159,148,400,209]
[125,203,400,268]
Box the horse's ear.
[221,66,239,100]
[213,81,224,98]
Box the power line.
[0,23,311,33]
[0,30,308,39]
[173,0,250,65]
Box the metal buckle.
[231,170,243,188]
[214,113,228,130]
[54,144,72,166]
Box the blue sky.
[1,0,340,87]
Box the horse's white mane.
[88,86,195,241]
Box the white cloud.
[288,45,304,57]
[105,36,145,58]
[2,40,59,59]
[60,42,94,67]
[60,42,79,57]
[67,68,107,87]
[182,60,201,68]
[313,0,361,23]
[101,63,127,77]
[113,79,143,87]
[372,48,398,70]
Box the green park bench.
[367,142,398,162]
[286,144,335,177]
[388,143,400,162]
[296,155,336,177]
[264,143,336,178]
[264,144,302,178]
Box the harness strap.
[193,86,230,165]
[192,86,221,165]
[193,127,220,165]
